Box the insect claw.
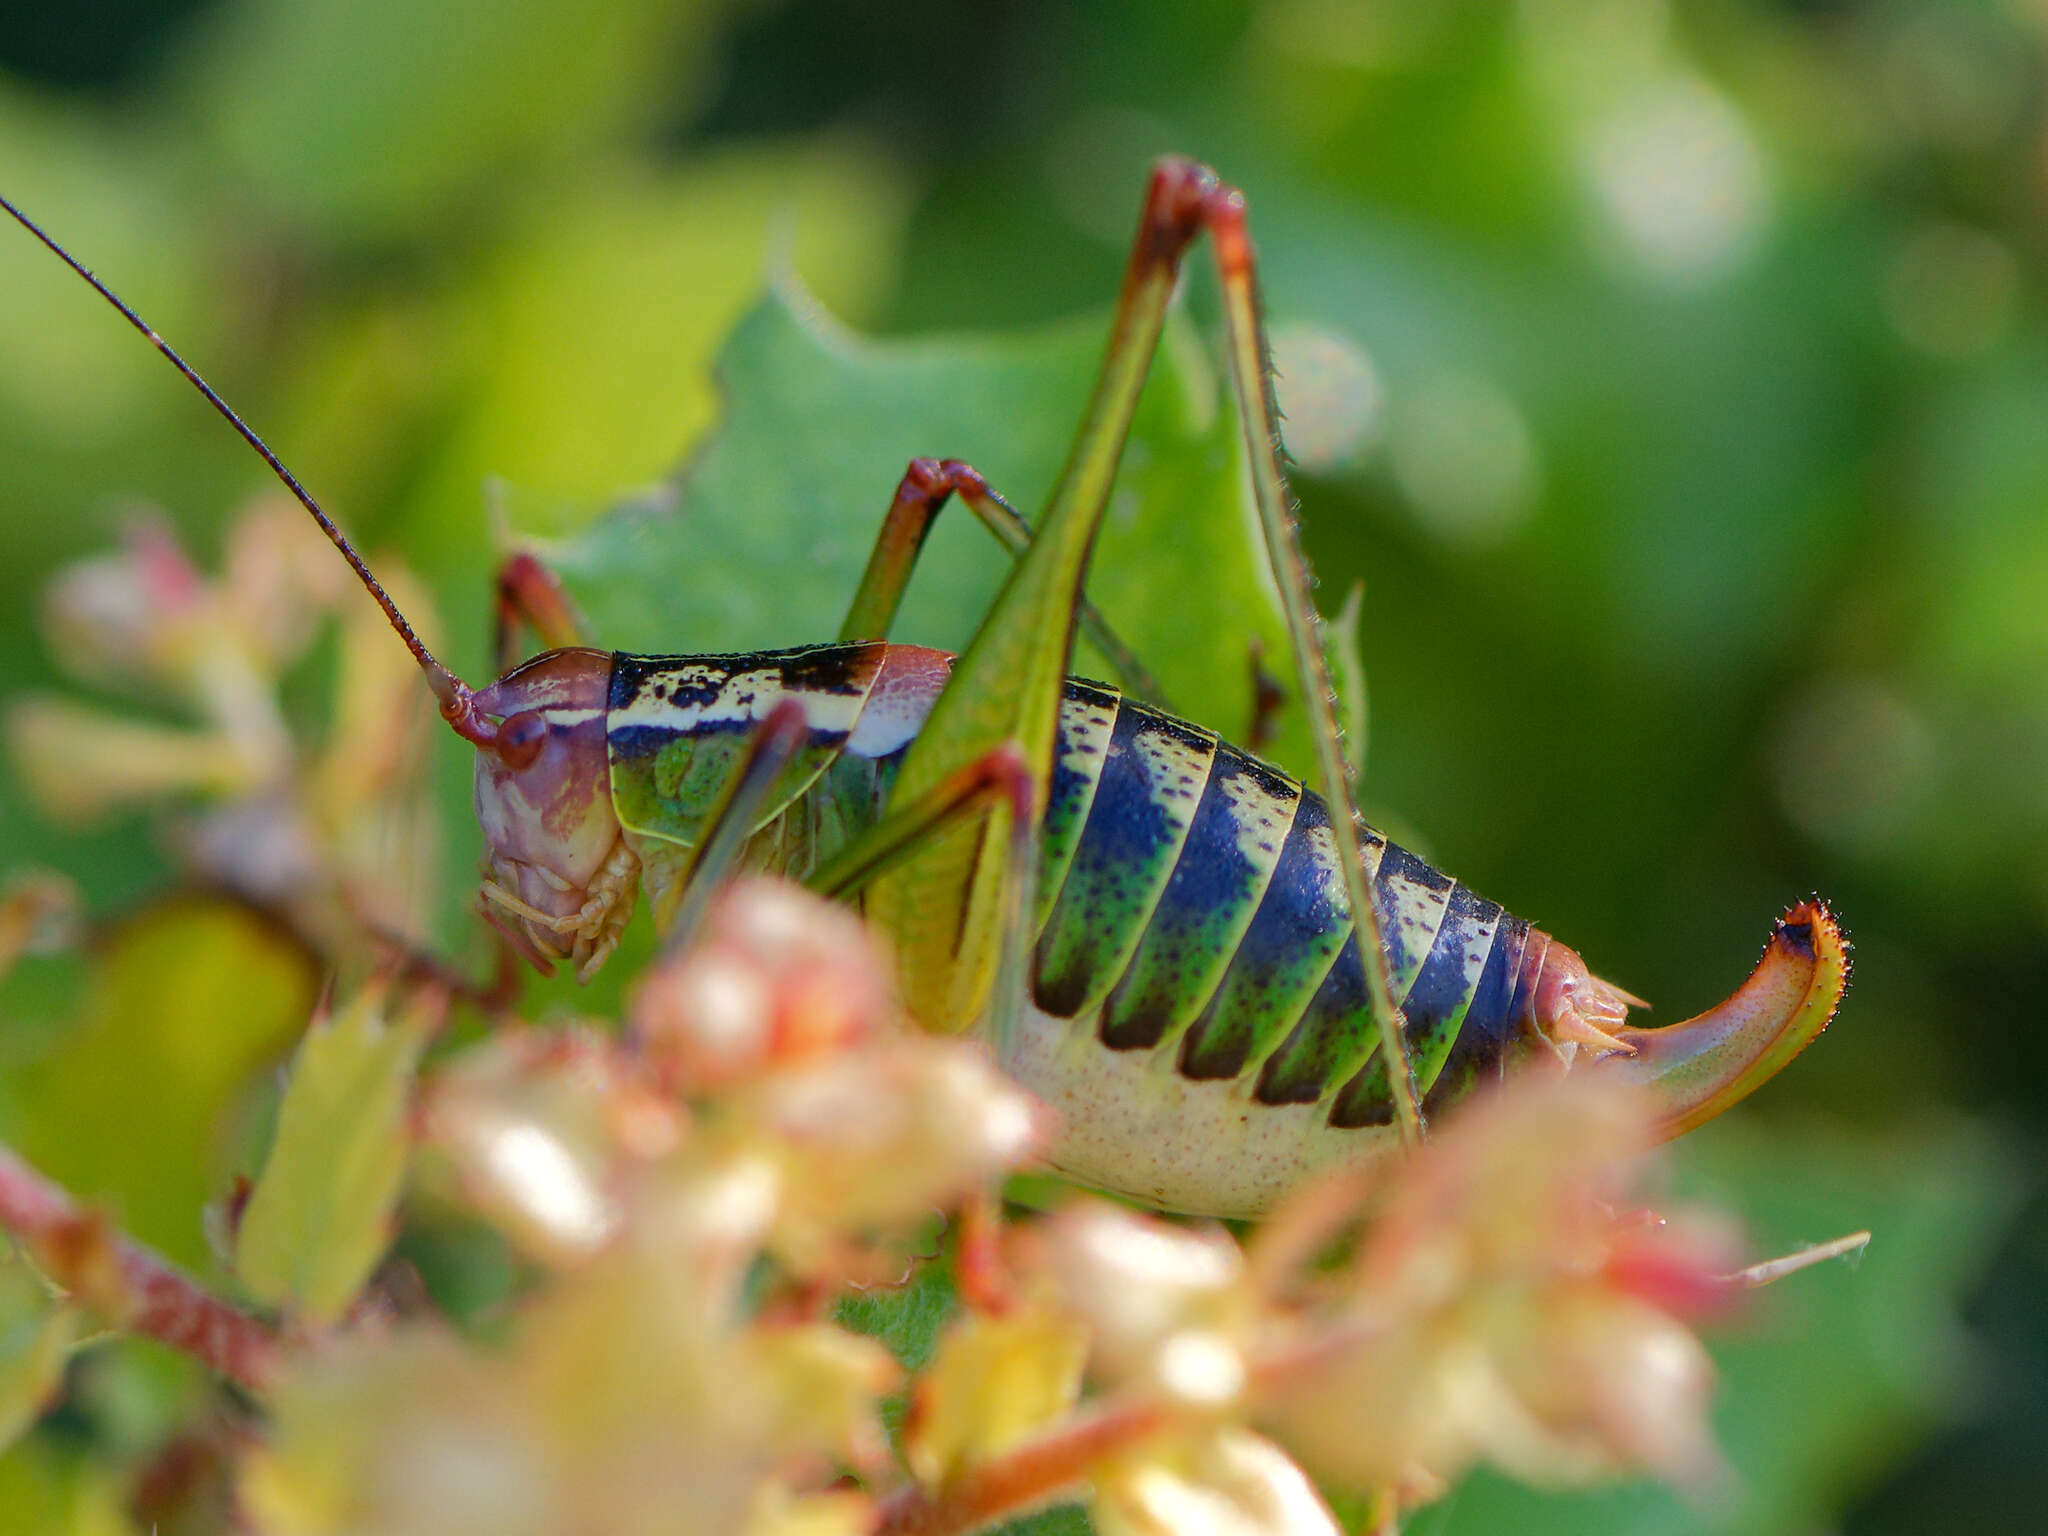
[577,933,622,983]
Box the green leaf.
[0,901,317,1274]
[993,1505,1093,1536]
[835,1254,957,1375]
[0,1433,133,1536]
[553,284,1318,780]
[834,1250,957,1456]
[0,1253,76,1454]
[182,0,728,237]
[373,144,912,550]
[235,987,433,1324]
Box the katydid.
[1,162,1848,1218]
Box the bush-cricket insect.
[1,160,1848,1218]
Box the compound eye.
[492,710,550,770]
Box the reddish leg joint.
[840,458,996,643]
[1132,157,1251,283]
[495,550,587,673]
[903,456,989,509]
[885,458,993,568]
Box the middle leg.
[838,457,1164,702]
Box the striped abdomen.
[1027,681,1538,1129]
[604,644,1550,1118]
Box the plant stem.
[870,1398,1170,1536]
[0,1142,281,1393]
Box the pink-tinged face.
[470,647,628,972]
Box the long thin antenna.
[0,191,499,746]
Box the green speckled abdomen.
[1027,684,1538,1127]
[595,643,1619,1215]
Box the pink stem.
[870,1399,1170,1536]
[0,1142,281,1393]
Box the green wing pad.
[605,644,884,847]
[1034,701,1218,1020]
[732,747,887,884]
[802,746,894,880]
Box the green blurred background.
[1,0,2044,1531]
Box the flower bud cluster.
[227,873,1764,1536]
[1244,1076,1736,1502]
[9,504,444,951]
[15,523,1780,1536]
[250,878,1046,1535]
